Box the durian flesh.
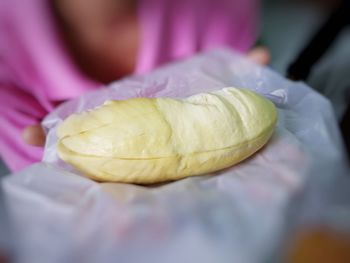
[57,87,277,184]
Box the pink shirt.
[0,0,258,172]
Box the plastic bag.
[2,49,349,263]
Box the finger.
[22,125,46,147]
[248,46,271,65]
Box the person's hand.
[247,46,270,65]
[22,47,270,147]
[22,124,46,147]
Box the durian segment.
[57,87,277,184]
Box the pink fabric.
[0,0,258,172]
[136,0,258,73]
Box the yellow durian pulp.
[57,87,277,184]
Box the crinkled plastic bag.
[2,49,349,263]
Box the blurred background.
[0,161,8,178]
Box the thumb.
[22,124,46,147]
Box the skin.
[22,0,271,147]
[52,0,139,83]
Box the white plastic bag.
[2,49,349,263]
